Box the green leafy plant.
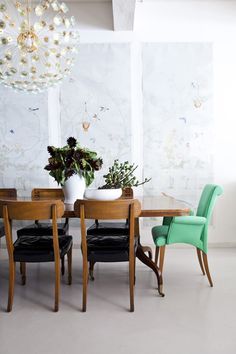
[99,159,151,189]
[44,137,103,187]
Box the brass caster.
[158,285,165,297]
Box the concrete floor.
[0,247,235,354]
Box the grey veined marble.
[142,43,213,206]
[0,42,213,201]
[0,86,49,196]
[60,43,132,188]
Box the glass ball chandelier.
[0,1,79,93]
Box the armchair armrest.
[173,216,207,225]
[167,216,207,249]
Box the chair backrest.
[196,184,223,222]
[74,199,141,220]
[121,188,134,199]
[0,200,65,220]
[0,189,17,199]
[32,188,64,200]
[195,184,223,252]
[94,188,134,225]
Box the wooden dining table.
[0,194,191,297]
[65,194,191,297]
[63,195,191,218]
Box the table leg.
[135,218,165,297]
[141,245,153,260]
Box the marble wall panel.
[0,42,213,205]
[60,43,131,187]
[142,43,213,207]
[0,87,49,196]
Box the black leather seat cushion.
[87,222,129,236]
[87,234,129,250]
[0,222,5,238]
[87,234,137,263]
[17,222,69,237]
[13,235,72,263]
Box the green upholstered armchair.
[152,184,223,287]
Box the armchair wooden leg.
[89,261,95,281]
[7,261,16,312]
[159,246,166,274]
[67,247,72,285]
[82,261,88,312]
[155,246,159,265]
[54,260,60,312]
[196,248,205,275]
[21,262,26,285]
[202,252,213,287]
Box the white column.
[48,86,61,187]
[130,40,143,196]
[112,0,136,31]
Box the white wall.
[1,1,236,246]
[133,1,236,245]
[75,1,236,246]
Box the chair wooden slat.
[32,188,64,200]
[121,187,133,198]
[0,189,17,198]
[74,199,141,220]
[0,200,64,220]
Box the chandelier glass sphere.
[0,0,79,93]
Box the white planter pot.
[84,188,122,201]
[62,174,86,204]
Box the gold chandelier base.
[17,30,39,53]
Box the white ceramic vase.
[62,174,86,204]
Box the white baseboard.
[65,242,236,249]
[1,241,235,249]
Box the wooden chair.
[17,188,69,275]
[0,199,73,312]
[87,188,152,261]
[87,188,134,235]
[74,198,141,312]
[17,189,69,236]
[0,189,17,241]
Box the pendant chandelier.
[0,0,79,93]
